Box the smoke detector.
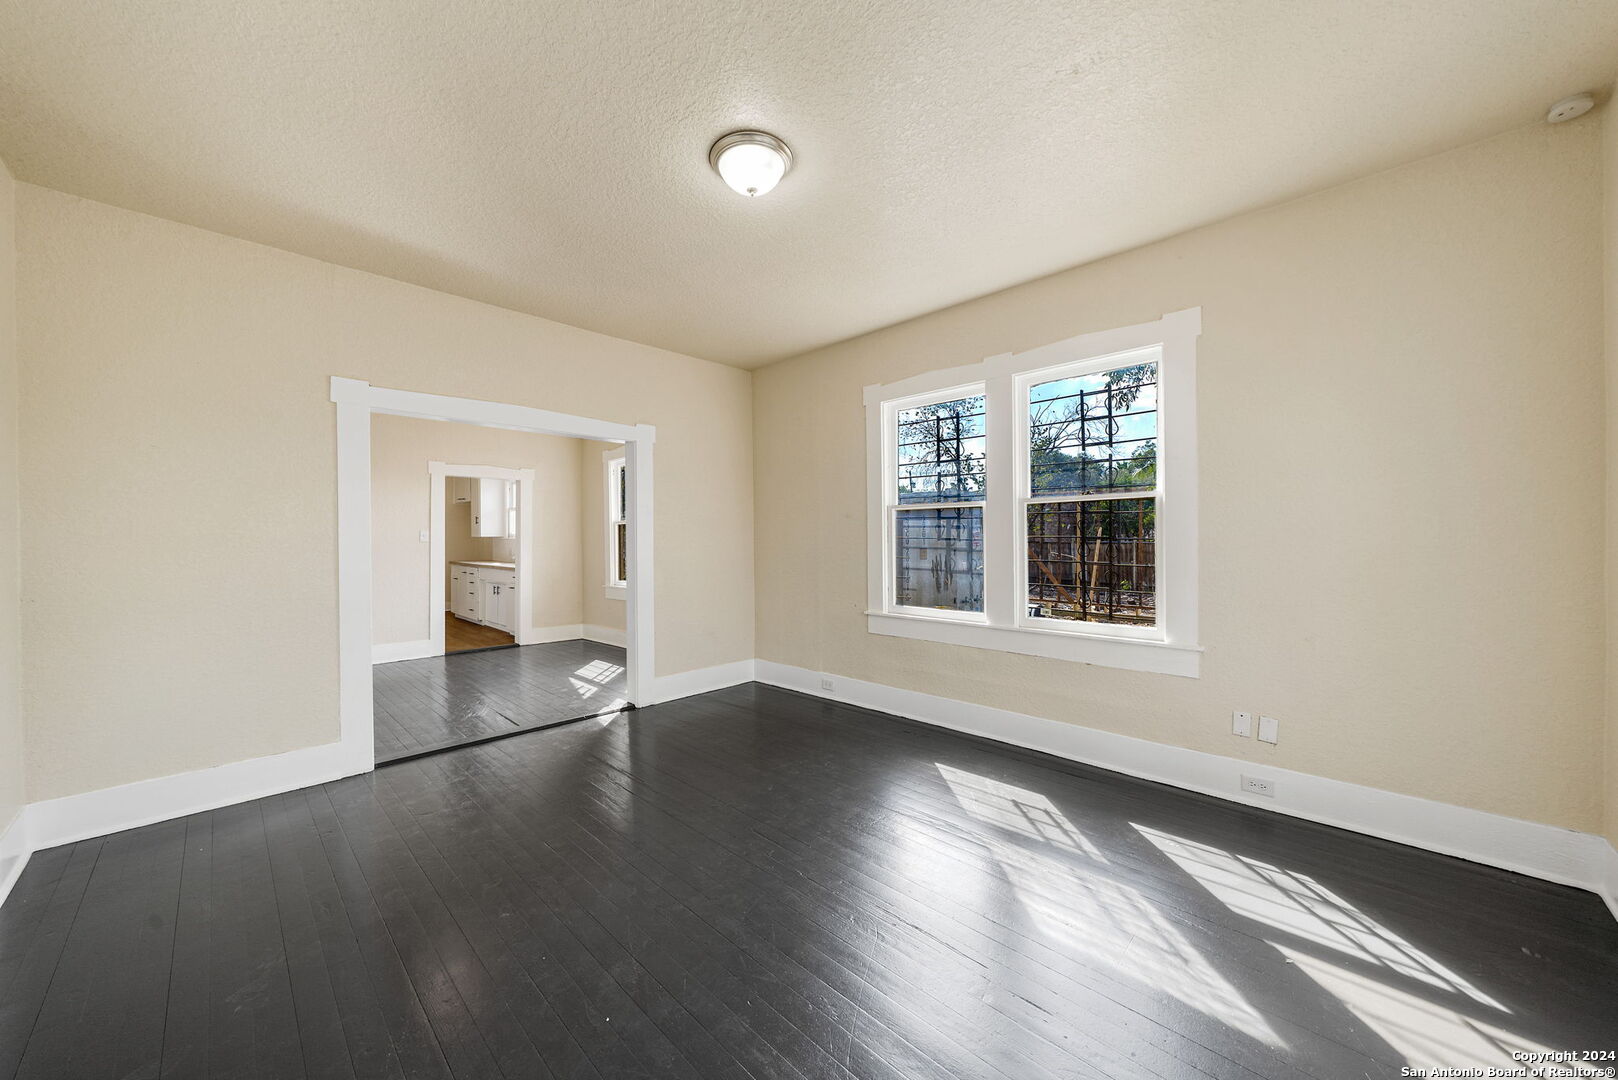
[1546,93,1594,124]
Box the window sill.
[866,610,1201,677]
[604,584,627,601]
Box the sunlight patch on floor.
[932,764,1282,1048]
[936,763,1105,858]
[1275,946,1563,1072]
[575,660,625,683]
[1134,826,1506,1011]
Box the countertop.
[449,561,516,570]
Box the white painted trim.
[583,624,627,647]
[334,391,375,765]
[603,585,626,601]
[753,660,1618,909]
[866,612,1201,676]
[372,639,435,664]
[332,378,655,771]
[1595,840,1618,925]
[647,659,757,705]
[863,309,1201,678]
[27,740,364,853]
[5,660,1614,930]
[333,377,641,443]
[0,807,29,910]
[624,430,654,706]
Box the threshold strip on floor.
[376,703,636,767]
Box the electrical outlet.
[419,530,430,542]
[819,677,834,692]
[1231,710,1254,737]
[1258,715,1279,744]
[1241,774,1276,798]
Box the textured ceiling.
[1,2,1616,367]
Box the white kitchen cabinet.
[449,566,480,621]
[471,478,511,538]
[447,562,516,632]
[478,578,515,632]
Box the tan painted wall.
[16,185,754,802]
[580,440,628,635]
[1605,92,1618,848]
[0,157,22,833]
[370,415,588,643]
[754,119,1607,833]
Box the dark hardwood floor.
[2,683,1614,1079]
[373,639,628,763]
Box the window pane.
[897,395,986,504]
[1029,362,1156,495]
[895,507,983,612]
[1026,499,1155,626]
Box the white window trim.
[864,308,1202,678]
[604,447,627,600]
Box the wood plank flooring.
[373,639,627,764]
[445,614,515,653]
[2,683,1614,1079]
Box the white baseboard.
[372,639,435,664]
[7,657,1612,928]
[648,659,756,705]
[583,624,627,648]
[27,740,367,853]
[1596,837,1618,924]
[523,623,585,645]
[754,661,1618,910]
[0,806,28,910]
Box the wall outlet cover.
[1258,715,1279,744]
[1232,710,1254,737]
[1241,774,1276,798]
[819,678,834,691]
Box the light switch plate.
[1232,710,1254,737]
[1258,715,1279,744]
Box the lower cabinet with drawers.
[449,562,517,633]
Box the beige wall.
[580,440,628,634]
[1605,91,1618,847]
[371,415,589,643]
[0,157,22,835]
[754,119,1607,833]
[16,185,754,802]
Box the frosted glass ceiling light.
[709,131,792,197]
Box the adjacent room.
[0,3,1616,1078]
[369,415,630,762]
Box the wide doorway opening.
[331,378,653,772]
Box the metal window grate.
[897,395,987,503]
[1029,363,1157,496]
[1026,499,1155,626]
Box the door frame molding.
[428,461,535,657]
[332,376,654,772]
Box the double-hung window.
[866,308,1201,677]
[605,451,628,596]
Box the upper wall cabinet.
[472,478,512,537]
[449,476,476,504]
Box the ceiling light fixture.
[709,130,792,197]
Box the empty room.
[0,2,1615,1078]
